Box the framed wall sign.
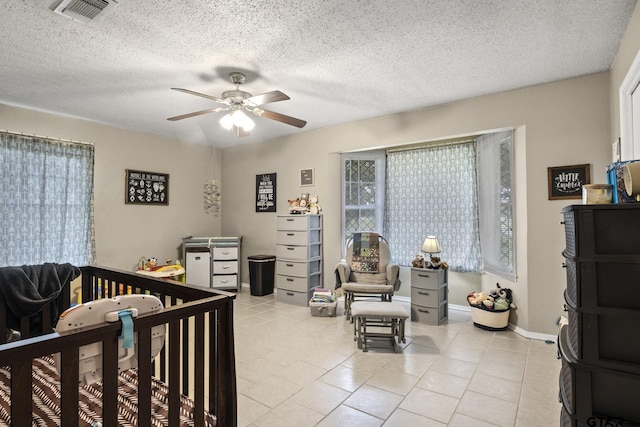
[256,173,276,212]
[300,168,314,186]
[547,164,590,200]
[125,169,169,205]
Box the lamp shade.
[421,236,441,254]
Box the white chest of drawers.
[410,267,448,325]
[276,215,322,306]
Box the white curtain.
[385,142,481,271]
[0,132,95,266]
[476,130,515,281]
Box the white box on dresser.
[276,214,322,306]
[410,267,448,325]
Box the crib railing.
[0,265,237,427]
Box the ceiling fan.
[167,72,307,137]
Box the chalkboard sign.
[125,169,169,205]
[256,173,276,212]
[547,164,590,200]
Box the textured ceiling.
[0,0,637,147]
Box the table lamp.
[421,236,441,268]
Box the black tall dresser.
[559,204,640,426]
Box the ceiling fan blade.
[171,88,226,104]
[256,108,307,128]
[167,107,228,121]
[247,90,290,106]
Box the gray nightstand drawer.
[276,288,314,306]
[276,273,321,292]
[411,287,440,307]
[411,303,447,325]
[411,268,446,290]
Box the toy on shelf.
[135,256,185,281]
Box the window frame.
[341,151,386,257]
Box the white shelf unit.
[275,215,323,306]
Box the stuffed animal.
[428,256,449,270]
[468,292,489,305]
[308,194,322,214]
[411,254,425,268]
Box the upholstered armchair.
[336,234,401,319]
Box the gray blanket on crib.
[0,263,81,336]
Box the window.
[477,130,515,280]
[341,152,385,252]
[385,141,481,272]
[0,132,95,266]
[341,130,515,280]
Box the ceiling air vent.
[53,0,118,24]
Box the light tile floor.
[233,290,561,426]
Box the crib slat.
[11,358,32,426]
[182,315,190,394]
[41,303,52,334]
[0,298,7,344]
[194,313,205,427]
[137,327,152,427]
[103,336,119,427]
[215,299,238,426]
[169,319,181,427]
[60,348,80,426]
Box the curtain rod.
[0,129,94,147]
[386,136,477,154]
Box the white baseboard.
[394,297,556,342]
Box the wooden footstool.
[350,301,409,352]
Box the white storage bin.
[310,300,338,317]
[470,306,510,331]
[213,261,238,275]
[213,246,238,260]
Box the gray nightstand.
[410,267,448,325]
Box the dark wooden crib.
[0,265,237,426]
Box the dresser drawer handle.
[418,291,430,296]
[286,278,294,282]
[287,247,295,251]
[418,309,430,313]
[287,233,295,236]
[417,274,431,278]
[286,218,294,221]
[286,263,294,267]
[287,292,294,296]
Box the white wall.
[0,104,221,270]
[222,72,612,336]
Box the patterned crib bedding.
[0,356,215,427]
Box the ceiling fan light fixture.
[219,109,255,132]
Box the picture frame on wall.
[125,169,169,205]
[300,168,314,186]
[547,164,590,200]
[256,173,277,212]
